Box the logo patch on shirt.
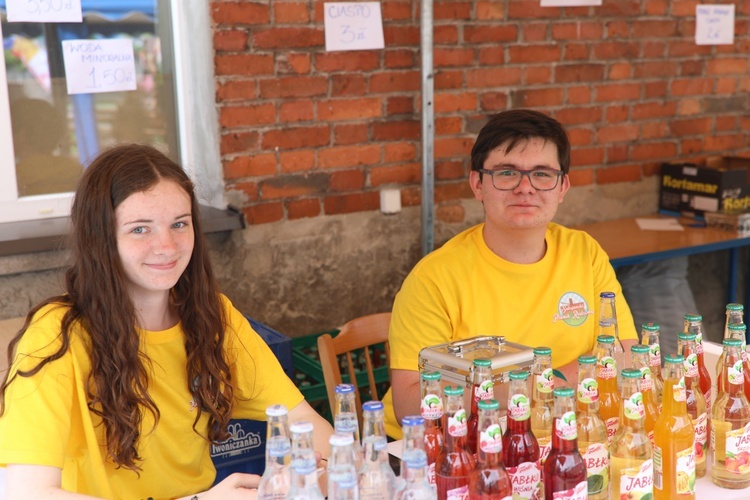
[553,292,593,326]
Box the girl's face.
[114,179,194,303]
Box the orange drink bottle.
[683,314,713,414]
[653,354,697,499]
[715,305,744,389]
[436,385,475,499]
[630,344,659,445]
[468,399,512,499]
[711,338,750,489]
[468,358,494,456]
[574,355,609,500]
[530,347,554,466]
[640,322,664,410]
[502,369,542,500]
[677,332,708,477]
[610,368,653,499]
[543,387,587,500]
[420,371,444,487]
[593,334,620,444]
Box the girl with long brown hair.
[0,144,332,499]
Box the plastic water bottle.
[334,384,364,472]
[258,404,291,499]
[358,401,397,499]
[287,421,324,499]
[328,433,360,499]
[398,415,437,499]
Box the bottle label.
[334,417,357,434]
[552,480,587,500]
[577,377,599,403]
[555,411,577,440]
[653,444,663,490]
[673,377,686,402]
[479,424,503,453]
[266,436,291,458]
[536,368,554,394]
[649,343,661,367]
[474,379,494,402]
[537,435,551,463]
[724,421,750,474]
[728,361,744,386]
[446,484,468,500]
[427,462,436,485]
[582,442,609,495]
[605,417,619,444]
[618,459,653,496]
[638,367,653,392]
[509,393,531,421]
[693,412,708,466]
[421,393,444,420]
[675,446,696,494]
[683,353,699,378]
[596,356,616,380]
[507,461,543,499]
[330,469,358,489]
[624,391,645,420]
[447,409,468,437]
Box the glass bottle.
[468,358,494,456]
[593,334,620,444]
[502,369,542,500]
[723,323,750,401]
[287,421,325,500]
[677,332,708,478]
[683,314,713,416]
[640,322,664,410]
[575,355,609,500]
[598,291,626,377]
[335,384,364,473]
[653,354,696,500]
[530,346,554,465]
[610,368,653,499]
[469,399,512,499]
[359,401,397,499]
[328,433,360,500]
[397,415,435,500]
[711,338,750,489]
[630,344,659,445]
[420,371,444,487]
[543,387,587,500]
[258,404,291,499]
[436,385,475,500]
[716,305,745,386]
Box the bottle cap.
[578,354,597,364]
[335,384,356,394]
[641,322,660,332]
[553,387,574,397]
[478,399,500,411]
[630,344,650,354]
[597,334,615,344]
[728,324,747,333]
[421,371,441,381]
[533,346,552,356]
[362,401,384,412]
[664,354,685,365]
[621,368,643,378]
[724,338,744,347]
[727,303,744,312]
[509,369,529,381]
[401,415,425,427]
[678,332,696,341]
[265,404,288,417]
[329,433,354,446]
[443,385,464,396]
[684,313,702,322]
[290,421,314,434]
[600,291,616,298]
[472,358,492,367]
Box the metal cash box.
[418,335,535,388]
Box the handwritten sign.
[695,4,735,45]
[324,2,384,52]
[6,0,82,23]
[541,0,602,6]
[62,39,137,95]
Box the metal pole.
[420,0,435,256]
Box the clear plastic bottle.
[288,421,325,500]
[593,334,621,445]
[468,358,494,456]
[683,314,713,416]
[436,385,475,500]
[334,384,364,473]
[397,415,435,499]
[328,433,360,500]
[630,344,659,446]
[530,346,554,465]
[543,387,587,500]
[359,401,397,499]
[420,371,444,487]
[575,355,609,500]
[258,404,291,499]
[469,399,512,499]
[598,291,626,378]
[677,332,708,478]
[640,322,664,410]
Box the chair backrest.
[317,312,391,427]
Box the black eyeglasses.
[478,168,564,191]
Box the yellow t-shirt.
[383,223,637,438]
[0,295,303,499]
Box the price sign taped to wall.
[324,2,384,52]
[695,4,735,45]
[62,38,137,95]
[6,0,82,23]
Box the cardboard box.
[704,210,750,235]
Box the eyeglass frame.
[477,167,565,191]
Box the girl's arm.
[7,464,99,499]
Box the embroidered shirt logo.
[553,292,593,327]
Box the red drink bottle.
[436,385,475,500]
[684,314,713,413]
[469,399,512,499]
[421,370,445,486]
[543,387,587,499]
[468,358,495,456]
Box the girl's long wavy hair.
[0,144,234,471]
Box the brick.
[645,0,669,15]
[435,70,464,90]
[466,68,523,88]
[670,78,713,96]
[277,53,311,75]
[463,25,518,43]
[224,153,276,179]
[607,145,629,163]
[606,104,629,123]
[552,22,602,40]
[435,161,466,180]
[570,147,605,167]
[260,173,329,200]
[330,170,365,192]
[596,124,639,144]
[596,165,642,184]
[634,61,679,79]
[370,164,421,186]
[631,20,678,38]
[434,2,472,20]
[318,145,381,169]
[436,202,466,223]
[670,118,712,137]
[435,182,473,203]
[436,117,464,135]
[262,126,330,150]
[220,104,276,128]
[593,42,640,60]
[401,187,421,207]
[522,23,548,42]
[383,26,420,45]
[595,83,641,103]
[215,54,274,76]
[221,132,259,155]
[704,134,746,152]
[567,128,593,147]
[434,25,459,44]
[677,99,702,116]
[632,102,677,120]
[372,120,420,141]
[212,2,270,25]
[370,71,421,93]
[643,41,667,58]
[555,107,603,126]
[716,116,737,132]
[555,64,604,83]
[568,168,593,186]
[216,80,256,102]
[387,96,414,115]
[478,47,504,65]
[598,0,640,16]
[253,28,324,49]
[318,98,383,121]
[334,124,369,145]
[567,86,591,105]
[524,67,552,85]
[259,76,328,98]
[214,30,248,52]
[606,21,630,38]
[286,198,321,219]
[705,95,750,113]
[274,2,309,23]
[564,44,590,61]
[384,143,417,162]
[324,192,380,215]
[280,150,315,173]
[315,52,380,72]
[385,50,416,69]
[708,58,749,75]
[331,74,367,97]
[477,2,504,20]
[680,60,703,77]
[230,181,258,202]
[279,100,314,123]
[480,92,509,111]
[630,142,678,161]
[434,48,475,68]
[434,137,475,159]
[641,122,668,140]
[510,88,563,107]
[508,1,560,19]
[435,92,477,113]
[681,138,704,155]
[644,82,668,99]
[243,202,283,225]
[716,78,738,94]
[671,0,700,16]
[509,45,561,63]
[669,41,711,58]
[608,63,633,80]
[381,1,412,20]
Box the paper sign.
[541,0,602,6]
[324,2,384,52]
[62,39,137,95]
[636,218,685,232]
[6,0,82,23]
[695,4,735,45]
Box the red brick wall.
[211,0,750,225]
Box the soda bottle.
[502,369,542,500]
[468,358,495,456]
[683,314,713,414]
[469,399,512,499]
[677,332,708,477]
[716,305,745,384]
[421,371,444,487]
[711,338,750,489]
[653,354,696,499]
[334,384,364,473]
[436,385,475,500]
[722,323,750,401]
[630,344,659,445]
[328,433,360,500]
[397,415,435,500]
[258,404,291,499]
[575,355,609,500]
[610,368,653,499]
[530,346,554,465]
[288,421,325,500]
[598,291,626,377]
[359,401,397,498]
[640,322,664,410]
[593,334,620,444]
[543,387,587,500]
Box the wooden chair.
[317,312,391,427]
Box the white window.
[0,0,221,224]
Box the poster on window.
[324,2,384,52]
[695,4,735,45]
[541,0,602,6]
[6,0,82,23]
[61,38,137,95]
